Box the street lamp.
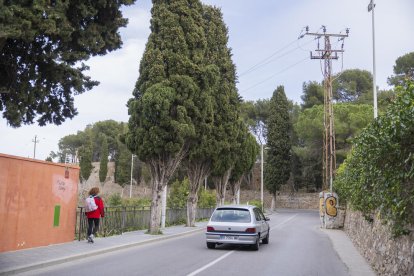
[129,154,136,198]
[261,143,264,211]
[368,0,378,118]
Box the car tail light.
[245,228,256,233]
[207,226,215,232]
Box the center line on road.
[271,214,298,229]
[186,251,235,276]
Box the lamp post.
[129,154,135,198]
[161,185,167,229]
[368,0,378,118]
[260,143,264,211]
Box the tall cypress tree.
[79,139,93,182]
[126,0,207,234]
[99,136,109,183]
[204,6,241,206]
[265,86,292,210]
[172,4,242,223]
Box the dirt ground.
[78,162,151,201]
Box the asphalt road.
[20,210,349,276]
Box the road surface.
[20,210,349,276]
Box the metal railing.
[75,206,214,241]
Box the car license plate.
[221,235,238,240]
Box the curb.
[0,227,205,275]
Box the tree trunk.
[213,168,232,206]
[229,179,242,204]
[187,191,198,227]
[147,147,187,234]
[271,193,276,211]
[149,178,163,234]
[186,161,210,227]
[0,38,5,55]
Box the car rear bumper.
[205,232,258,245]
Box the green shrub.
[198,188,216,208]
[122,197,151,208]
[248,199,263,211]
[108,193,122,207]
[168,178,189,208]
[335,81,414,236]
[168,178,217,209]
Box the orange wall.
[0,153,79,252]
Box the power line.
[240,56,308,93]
[240,38,315,77]
[238,36,311,77]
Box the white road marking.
[187,214,298,276]
[186,251,235,276]
[270,214,298,229]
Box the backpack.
[85,196,98,212]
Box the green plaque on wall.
[53,205,61,227]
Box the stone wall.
[344,209,414,276]
[239,190,319,209]
[274,193,319,209]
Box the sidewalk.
[321,228,376,276]
[0,222,208,275]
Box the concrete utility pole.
[368,0,378,118]
[32,135,39,159]
[161,185,167,228]
[129,154,135,198]
[305,26,349,192]
[260,143,264,210]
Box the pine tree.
[0,0,137,127]
[265,86,292,210]
[99,136,109,183]
[126,0,207,234]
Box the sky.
[1,0,413,160]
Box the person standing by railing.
[85,187,105,243]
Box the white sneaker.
[88,235,94,243]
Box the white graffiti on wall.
[52,171,74,204]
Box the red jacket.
[86,196,105,219]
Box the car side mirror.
[264,217,270,221]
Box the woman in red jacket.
[86,187,105,243]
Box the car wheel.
[252,237,260,251]
[262,231,269,244]
[207,242,215,249]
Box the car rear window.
[210,208,251,223]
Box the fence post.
[78,207,83,241]
[122,206,126,234]
[102,210,106,237]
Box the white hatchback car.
[205,205,270,250]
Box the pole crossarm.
[305,32,349,38]
[310,54,339,60]
[315,49,345,53]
